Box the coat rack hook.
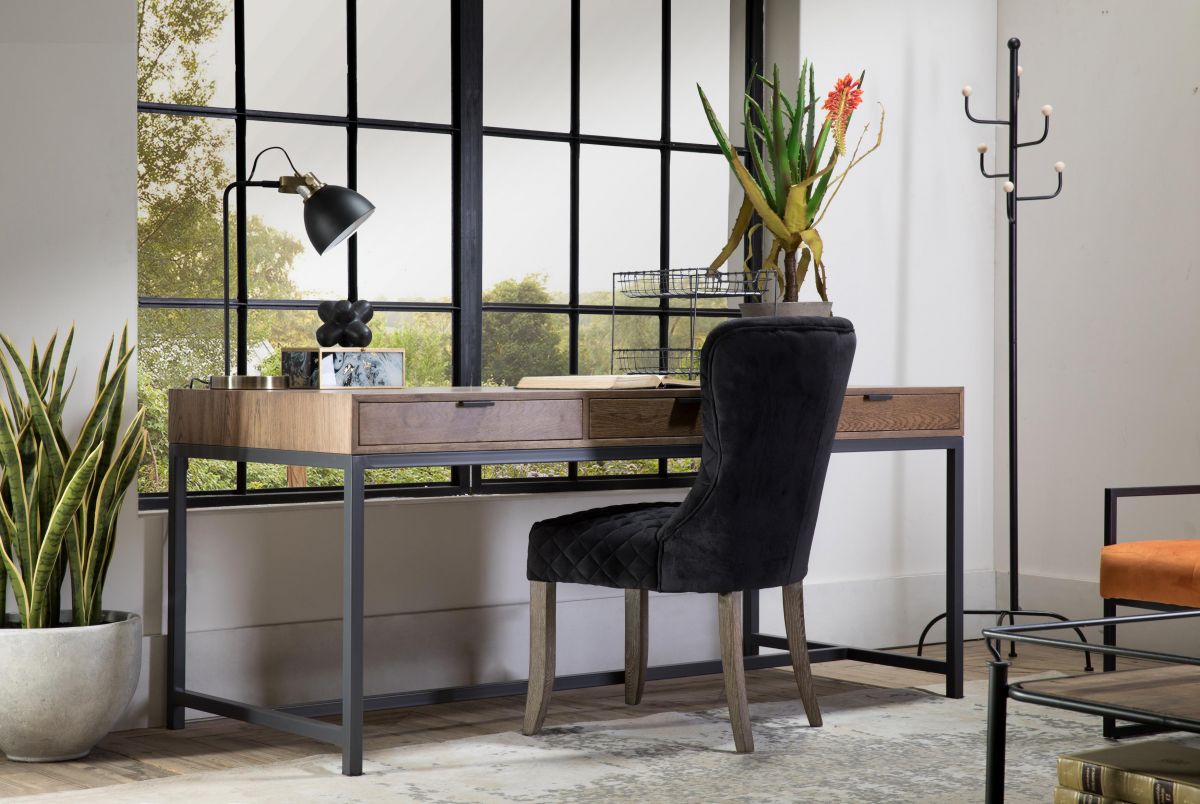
[977,143,1009,179]
[962,85,1007,126]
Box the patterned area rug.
[9,678,1180,803]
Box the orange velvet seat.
[1100,540,1200,608]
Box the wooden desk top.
[168,385,963,455]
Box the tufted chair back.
[657,316,856,593]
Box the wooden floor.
[0,641,1129,797]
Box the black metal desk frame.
[167,435,964,776]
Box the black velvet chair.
[522,316,856,752]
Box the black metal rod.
[1006,37,1020,616]
[1017,113,1049,147]
[341,459,365,776]
[1016,171,1063,202]
[165,447,188,731]
[986,607,1200,636]
[985,661,1009,803]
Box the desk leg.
[946,442,965,699]
[742,588,760,657]
[342,457,365,776]
[166,447,188,729]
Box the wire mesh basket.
[612,347,701,377]
[614,268,767,299]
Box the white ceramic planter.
[0,611,141,762]
[739,300,833,318]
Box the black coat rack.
[917,38,1091,668]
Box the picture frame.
[281,347,406,389]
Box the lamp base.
[208,375,290,390]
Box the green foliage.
[482,275,567,386]
[0,330,148,628]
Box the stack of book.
[1054,741,1200,803]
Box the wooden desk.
[166,385,964,776]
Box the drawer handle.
[675,397,702,405]
[456,400,496,408]
[863,393,893,402]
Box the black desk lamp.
[212,146,375,389]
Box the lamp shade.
[303,184,376,255]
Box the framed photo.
[281,347,406,389]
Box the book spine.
[1058,760,1200,804]
[1053,785,1134,804]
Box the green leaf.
[0,334,65,485]
[770,64,791,212]
[28,446,102,627]
[50,326,74,421]
[805,62,817,176]
[83,427,146,624]
[60,346,135,497]
[708,198,754,275]
[742,95,776,211]
[0,519,29,627]
[0,407,30,584]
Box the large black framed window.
[137,0,761,509]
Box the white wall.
[756,0,999,646]
[1,0,1001,732]
[992,1,1200,627]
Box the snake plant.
[699,62,884,302]
[0,328,147,628]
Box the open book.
[516,374,700,390]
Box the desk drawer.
[358,399,583,446]
[589,397,703,439]
[838,392,960,434]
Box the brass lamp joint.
[278,172,325,200]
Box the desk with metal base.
[167,435,963,777]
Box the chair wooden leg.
[523,581,556,736]
[624,589,649,705]
[717,591,754,753]
[783,581,823,727]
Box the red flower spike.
[823,73,863,155]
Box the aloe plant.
[0,328,147,628]
[699,62,884,302]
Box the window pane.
[483,0,570,131]
[578,458,657,476]
[139,113,236,299]
[371,311,453,386]
[482,463,568,480]
[671,0,731,144]
[358,0,451,124]
[579,146,660,305]
[484,137,569,303]
[482,312,568,386]
[357,130,453,303]
[137,307,233,493]
[669,457,700,474]
[244,0,346,115]
[137,0,234,107]
[247,309,320,376]
[245,122,348,300]
[580,0,661,138]
[579,313,659,375]
[669,151,739,309]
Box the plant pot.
[0,611,141,762]
[739,301,833,318]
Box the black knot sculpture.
[316,299,374,347]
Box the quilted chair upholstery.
[527,316,857,593]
